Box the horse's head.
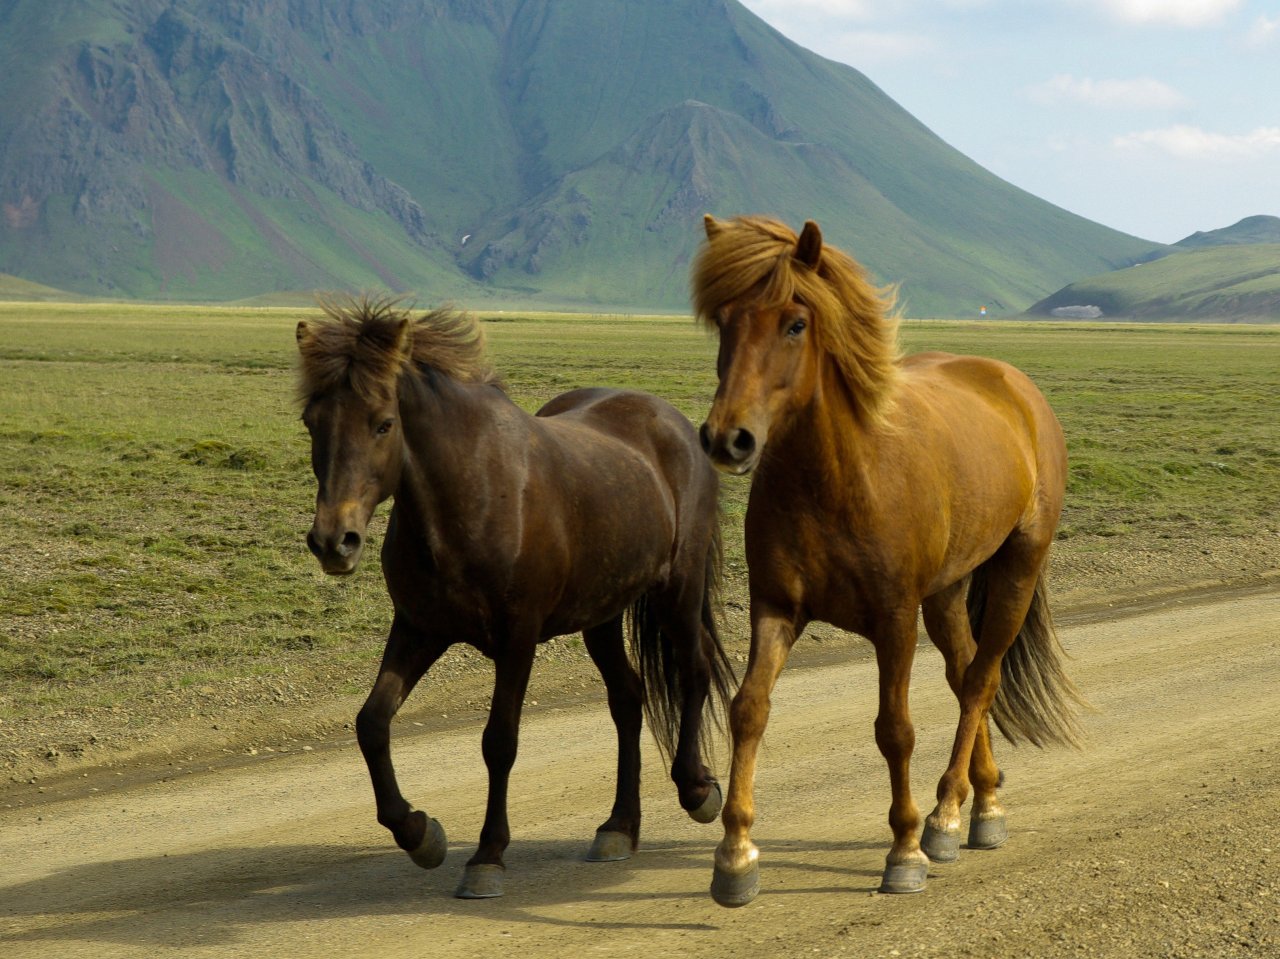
[695,216,828,475]
[296,306,412,575]
[694,215,900,476]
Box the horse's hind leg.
[922,581,1004,861]
[925,542,1046,863]
[655,595,723,824]
[582,616,643,861]
[455,636,537,899]
[357,614,450,869]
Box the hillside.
[0,273,86,302]
[1026,244,1280,321]
[1176,215,1280,250]
[0,0,1161,313]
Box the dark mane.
[297,295,499,402]
[692,216,901,428]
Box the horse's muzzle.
[699,421,760,475]
[307,525,364,575]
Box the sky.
[738,0,1280,244]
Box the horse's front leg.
[455,638,537,899]
[356,613,450,869]
[872,612,930,893]
[711,605,797,907]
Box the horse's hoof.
[407,814,447,870]
[920,823,960,863]
[968,813,1008,851]
[586,830,633,862]
[710,862,759,908]
[879,856,928,894]
[688,780,723,824]
[455,863,505,899]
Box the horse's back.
[903,351,1045,402]
[521,387,717,634]
[901,352,1064,458]
[537,386,694,437]
[895,352,1067,581]
[537,387,709,478]
[535,386,718,542]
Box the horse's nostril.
[307,529,323,559]
[339,531,362,556]
[698,423,713,455]
[729,428,756,459]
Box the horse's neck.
[767,364,887,501]
[393,370,518,532]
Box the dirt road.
[2,587,1277,959]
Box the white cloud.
[823,29,937,64]
[738,1,936,66]
[1115,125,1280,158]
[1027,74,1188,109]
[1088,0,1243,27]
[1247,14,1280,45]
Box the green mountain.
[0,272,85,301]
[1026,244,1280,321]
[1175,215,1280,250]
[0,0,1161,314]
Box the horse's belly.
[541,530,673,636]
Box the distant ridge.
[0,0,1160,313]
[1175,215,1280,250]
[1027,241,1280,322]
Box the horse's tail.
[698,513,737,743]
[969,563,1086,749]
[630,509,736,765]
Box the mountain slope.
[1175,215,1280,250]
[1026,244,1280,321]
[0,0,1161,312]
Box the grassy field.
[1,303,1277,730]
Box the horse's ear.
[703,214,722,240]
[395,317,413,361]
[295,320,311,347]
[795,220,823,268]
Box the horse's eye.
[786,319,807,338]
[376,418,394,435]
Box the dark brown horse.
[296,297,733,899]
[694,215,1083,906]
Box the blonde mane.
[297,295,498,402]
[692,216,901,427]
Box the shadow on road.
[1,833,885,949]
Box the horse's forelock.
[297,296,497,405]
[692,217,799,323]
[297,296,409,403]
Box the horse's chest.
[747,499,904,631]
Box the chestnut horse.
[695,215,1083,906]
[296,297,733,899]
